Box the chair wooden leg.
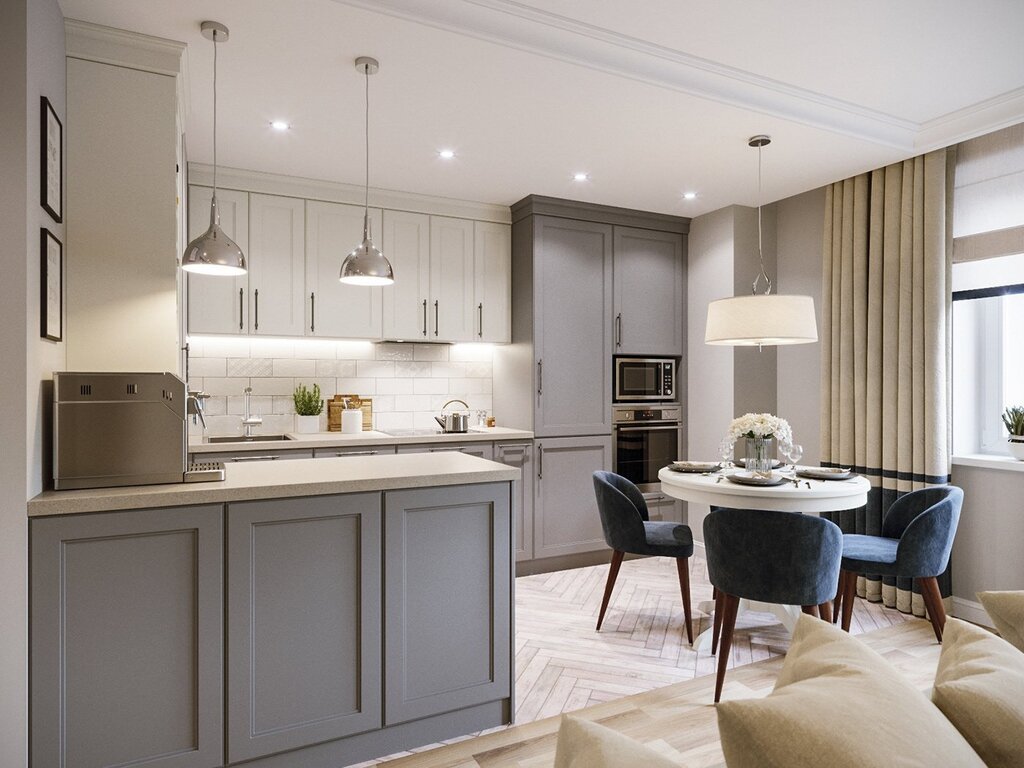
[595,550,624,631]
[840,569,858,632]
[676,557,694,645]
[711,590,724,655]
[801,605,818,617]
[918,576,947,642]
[714,593,740,703]
[833,570,845,624]
[818,601,833,623]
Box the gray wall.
[775,188,825,464]
[1,0,66,764]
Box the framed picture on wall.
[41,228,62,341]
[40,96,62,223]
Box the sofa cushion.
[932,618,1024,767]
[715,615,984,768]
[553,714,681,768]
[977,590,1024,652]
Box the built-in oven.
[614,356,677,403]
[612,404,683,501]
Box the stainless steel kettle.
[434,399,470,433]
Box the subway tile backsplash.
[187,339,495,437]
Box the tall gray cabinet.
[494,196,687,570]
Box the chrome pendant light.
[181,21,246,276]
[704,135,817,347]
[340,56,394,286]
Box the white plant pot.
[1009,439,1024,461]
[296,414,320,434]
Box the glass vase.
[745,437,773,477]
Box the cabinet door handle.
[478,302,483,339]
[231,454,280,462]
[254,288,259,331]
[422,299,428,337]
[616,313,622,348]
[238,288,244,331]
[537,444,543,480]
[434,300,439,337]
[537,359,543,396]
[310,292,315,334]
[334,450,378,456]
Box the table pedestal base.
[693,599,801,652]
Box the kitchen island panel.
[30,505,223,768]
[227,493,381,761]
[384,483,511,726]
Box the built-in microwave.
[613,356,677,403]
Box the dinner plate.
[725,471,789,487]
[734,458,783,469]
[797,467,855,481]
[669,461,721,473]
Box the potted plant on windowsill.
[293,383,324,434]
[1003,406,1024,461]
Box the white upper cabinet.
[612,227,684,356]
[473,222,511,343]
[248,194,306,337]
[430,217,476,342]
[305,201,383,340]
[187,187,249,335]
[382,210,431,341]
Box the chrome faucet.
[186,390,209,431]
[242,386,263,437]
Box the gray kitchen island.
[29,452,518,768]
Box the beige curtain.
[819,148,953,616]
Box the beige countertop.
[29,453,520,517]
[188,426,534,453]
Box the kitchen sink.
[206,434,292,443]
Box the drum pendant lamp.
[180,21,247,277]
[704,136,817,347]
[340,57,394,286]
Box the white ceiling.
[57,0,1024,217]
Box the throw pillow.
[553,714,681,768]
[932,618,1024,767]
[977,590,1024,652]
[715,615,985,768]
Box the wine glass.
[784,443,803,473]
[718,438,734,470]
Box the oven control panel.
[613,405,681,423]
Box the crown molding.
[65,18,185,77]
[334,0,918,151]
[915,86,1024,153]
[188,164,512,224]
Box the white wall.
[775,188,825,463]
[1,0,66,764]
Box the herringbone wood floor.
[349,553,913,767]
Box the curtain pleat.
[820,149,952,616]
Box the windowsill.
[952,453,1024,473]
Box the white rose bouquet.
[725,412,793,449]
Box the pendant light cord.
[363,61,370,236]
[752,140,773,296]
[212,32,218,197]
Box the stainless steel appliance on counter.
[612,404,683,500]
[613,356,677,402]
[54,372,223,490]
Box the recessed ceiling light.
[270,120,290,131]
[438,149,455,160]
[573,172,589,182]
[683,192,697,200]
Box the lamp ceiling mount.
[199,20,229,42]
[354,56,379,75]
[748,134,771,148]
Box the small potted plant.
[293,383,323,434]
[1003,406,1024,460]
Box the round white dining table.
[657,466,871,648]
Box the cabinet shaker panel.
[226,493,382,761]
[30,506,223,768]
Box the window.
[951,254,1024,455]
